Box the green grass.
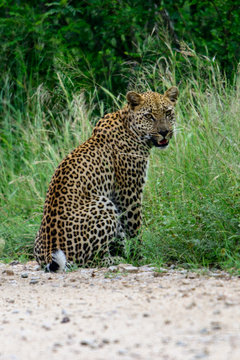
[0,48,239,271]
[141,74,240,270]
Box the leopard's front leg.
[113,153,149,238]
[113,191,143,238]
[114,196,144,261]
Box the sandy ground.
[0,261,240,360]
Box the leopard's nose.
[159,130,168,138]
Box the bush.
[0,0,239,116]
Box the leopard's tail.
[46,249,67,273]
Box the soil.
[0,261,240,360]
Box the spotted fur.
[34,87,179,271]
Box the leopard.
[34,86,179,271]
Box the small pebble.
[211,321,221,330]
[108,266,118,272]
[33,265,41,271]
[117,264,138,273]
[176,341,187,347]
[225,301,235,307]
[211,272,229,279]
[80,339,97,348]
[186,273,198,279]
[118,349,128,355]
[12,310,19,314]
[9,261,19,266]
[21,273,28,278]
[139,265,156,272]
[194,351,209,359]
[42,323,51,331]
[142,313,150,317]
[29,278,39,285]
[61,316,70,323]
[101,338,110,344]
[179,270,188,274]
[51,283,60,288]
[153,271,165,277]
[6,298,15,304]
[185,301,196,309]
[121,265,138,273]
[3,269,14,276]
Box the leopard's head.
[126,87,179,148]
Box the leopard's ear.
[126,91,144,108]
[164,86,179,104]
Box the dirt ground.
[0,261,240,360]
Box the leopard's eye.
[166,110,172,117]
[145,113,154,120]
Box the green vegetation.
[0,0,239,100]
[0,42,239,270]
[0,1,239,270]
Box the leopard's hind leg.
[34,196,126,271]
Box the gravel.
[0,261,240,360]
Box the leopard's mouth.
[157,138,169,147]
[147,137,169,148]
